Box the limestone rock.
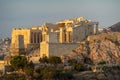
[70,32,120,64]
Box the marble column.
[96,24,98,34]
[39,33,41,43]
[59,28,63,43]
[38,33,39,43]
[66,32,70,43]
[36,33,38,43]
[31,32,33,43]
[69,32,72,42]
[94,24,97,34]
[34,33,36,43]
[32,32,34,43]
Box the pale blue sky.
[0,0,120,38]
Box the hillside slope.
[104,22,120,32]
[70,32,120,64]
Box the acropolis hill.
[10,17,99,58]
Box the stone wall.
[49,43,79,56]
[40,42,79,57]
[26,43,40,54]
[72,25,94,42]
[73,26,86,42]
[40,42,49,57]
[48,32,59,43]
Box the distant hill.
[104,22,120,32]
[109,21,120,32]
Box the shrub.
[39,56,49,63]
[97,61,106,65]
[68,59,77,66]
[74,63,85,71]
[35,66,74,80]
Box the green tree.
[74,63,85,71]
[68,58,77,66]
[24,61,34,79]
[10,55,28,71]
[39,56,62,65]
[42,66,56,79]
[49,56,62,65]
[59,71,74,80]
[39,56,49,63]
[3,73,25,80]
[68,59,85,72]
[84,57,93,64]
[97,60,106,65]
[35,66,74,80]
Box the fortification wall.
[40,42,49,57]
[40,42,79,57]
[48,43,79,57]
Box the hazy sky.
[0,0,120,38]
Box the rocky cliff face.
[70,32,120,64]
